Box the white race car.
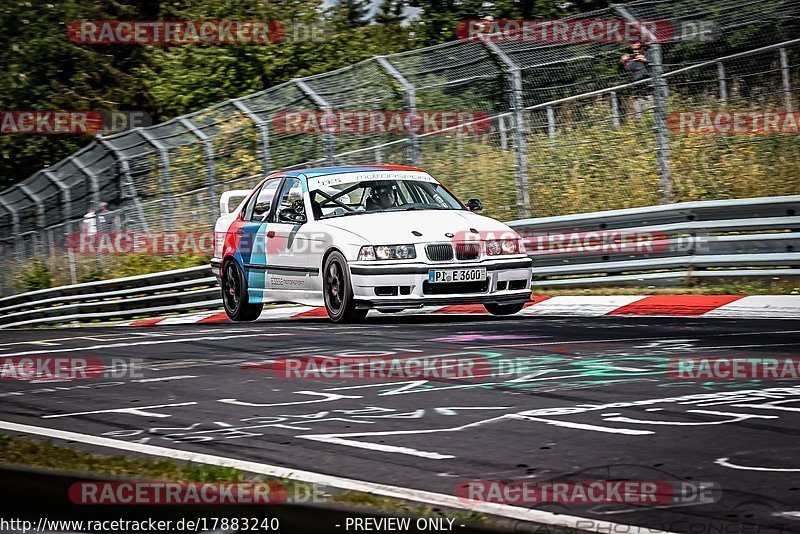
[211,165,532,323]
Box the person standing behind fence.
[97,202,117,233]
[619,42,652,120]
[82,207,97,235]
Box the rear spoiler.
[219,190,251,216]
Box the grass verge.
[0,435,488,524]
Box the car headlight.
[486,239,524,255]
[358,244,416,260]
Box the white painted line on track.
[0,419,677,534]
[0,333,292,357]
[41,402,198,419]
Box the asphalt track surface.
[1,314,800,534]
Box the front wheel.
[484,302,526,316]
[323,251,368,323]
[222,260,263,321]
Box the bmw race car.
[212,165,533,323]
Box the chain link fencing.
[0,0,799,295]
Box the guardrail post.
[376,56,420,164]
[96,136,149,232]
[179,117,218,225]
[717,62,728,103]
[0,195,22,259]
[484,41,531,218]
[138,129,175,231]
[779,48,793,110]
[374,147,382,164]
[233,99,272,175]
[295,79,335,165]
[18,184,46,259]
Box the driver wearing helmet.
[367,182,396,210]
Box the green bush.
[19,258,51,291]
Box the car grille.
[423,280,489,295]
[455,242,480,261]
[425,244,454,262]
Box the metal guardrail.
[1,195,798,327]
[0,265,220,328]
[507,195,800,287]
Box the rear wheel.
[323,251,368,323]
[484,302,526,316]
[222,260,263,321]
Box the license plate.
[428,268,487,283]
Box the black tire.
[323,251,368,323]
[222,260,263,321]
[484,302,526,316]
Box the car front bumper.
[348,257,532,309]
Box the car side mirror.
[467,198,483,212]
[279,207,306,224]
[253,201,271,216]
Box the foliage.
[103,253,209,279]
[19,258,52,291]
[0,0,156,188]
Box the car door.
[236,177,282,301]
[264,176,315,297]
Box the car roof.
[281,164,424,179]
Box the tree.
[0,0,155,189]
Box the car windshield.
[310,178,465,220]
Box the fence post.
[96,136,149,232]
[498,115,508,149]
[613,4,673,203]
[0,194,22,259]
[610,91,620,128]
[18,183,46,258]
[717,62,728,103]
[43,170,72,223]
[376,56,419,164]
[546,106,556,139]
[138,129,175,231]
[42,172,77,281]
[650,44,674,203]
[484,41,532,218]
[779,48,793,110]
[233,99,271,175]
[179,117,218,225]
[295,79,335,165]
[71,156,101,209]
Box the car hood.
[320,210,517,244]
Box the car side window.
[245,178,281,222]
[271,177,304,222]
